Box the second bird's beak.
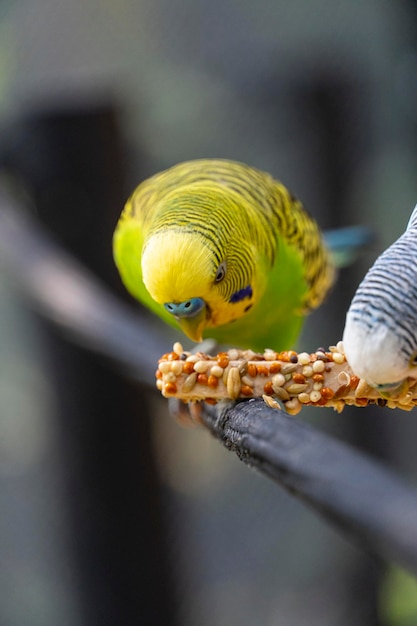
[177,304,207,343]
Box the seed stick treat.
[156,341,417,414]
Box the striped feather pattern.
[347,222,417,361]
[122,159,334,311]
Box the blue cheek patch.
[229,285,253,304]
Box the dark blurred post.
[4,104,178,626]
[292,74,382,625]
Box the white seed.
[264,349,277,361]
[182,372,198,392]
[227,367,241,399]
[285,398,302,415]
[163,371,177,383]
[241,375,254,387]
[228,349,240,361]
[271,373,286,389]
[336,341,345,354]
[302,365,314,378]
[313,381,323,391]
[194,360,210,374]
[170,360,183,376]
[297,352,311,365]
[332,352,345,364]
[263,395,281,410]
[186,354,199,363]
[286,383,309,394]
[156,380,163,391]
[238,360,249,375]
[158,361,172,374]
[337,371,351,387]
[309,390,322,403]
[298,393,311,404]
[210,365,224,378]
[173,341,184,356]
[222,364,231,385]
[312,360,325,373]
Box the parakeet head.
[141,218,260,343]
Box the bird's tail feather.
[324,226,374,268]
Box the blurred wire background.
[1,1,417,625]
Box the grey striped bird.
[343,204,417,391]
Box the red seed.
[155,369,162,379]
[312,373,324,383]
[197,373,208,385]
[263,382,274,395]
[269,362,282,374]
[292,373,306,384]
[183,361,195,374]
[218,357,229,369]
[241,385,253,396]
[321,387,335,400]
[350,375,360,390]
[217,355,229,369]
[247,363,257,377]
[167,352,180,361]
[164,382,177,394]
[207,375,219,389]
[257,365,269,377]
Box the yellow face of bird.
[141,230,259,342]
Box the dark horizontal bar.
[201,398,417,575]
[0,186,172,386]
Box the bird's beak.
[177,303,208,343]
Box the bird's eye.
[214,261,227,283]
[410,352,417,367]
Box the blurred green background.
[1,1,417,625]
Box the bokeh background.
[1,1,417,625]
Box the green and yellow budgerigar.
[113,159,359,352]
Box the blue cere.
[229,285,253,304]
[164,297,205,318]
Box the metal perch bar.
[2,185,417,575]
[200,398,417,576]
